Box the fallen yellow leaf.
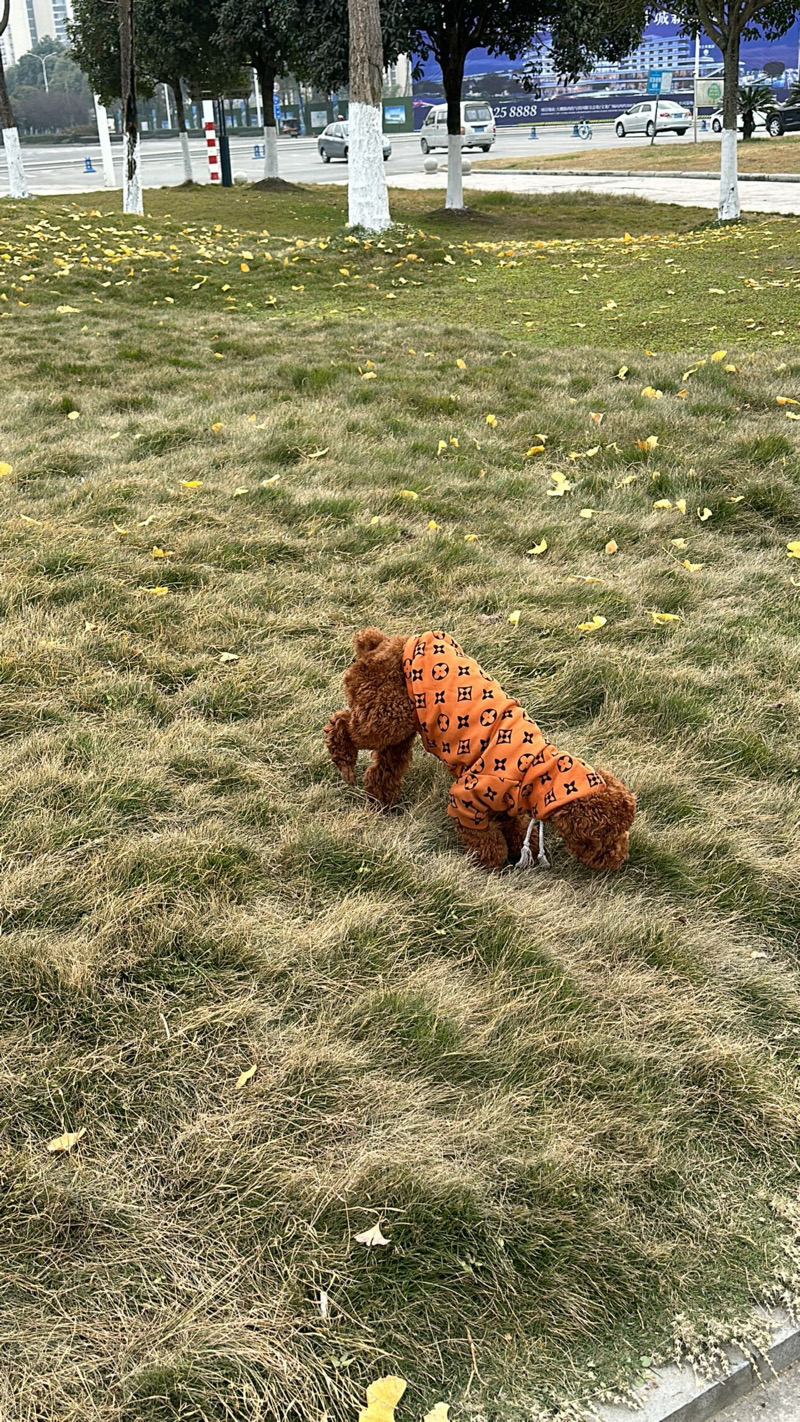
[637,435,658,452]
[456,358,466,369]
[485,413,497,427]
[424,1407,449,1422]
[605,539,618,555]
[56,305,80,314]
[144,586,169,596]
[47,1128,86,1154]
[355,1223,390,1248]
[211,422,223,433]
[463,533,479,542]
[616,366,628,380]
[527,539,547,555]
[697,507,712,522]
[362,370,377,380]
[578,614,607,632]
[437,440,448,456]
[113,523,129,535]
[399,489,419,500]
[359,1376,406,1422]
[67,410,80,420]
[674,499,687,515]
[427,519,441,531]
[524,445,545,457]
[671,538,688,549]
[649,611,679,624]
[776,396,799,406]
[653,499,672,510]
[682,559,704,572]
[787,541,800,559]
[236,1063,257,1089]
[710,349,727,362]
[578,508,595,520]
[0,462,12,478]
[508,610,521,626]
[181,479,203,489]
[152,547,173,559]
[641,387,663,400]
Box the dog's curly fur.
[325,627,636,873]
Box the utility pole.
[693,30,699,142]
[347,0,391,231]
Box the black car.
[765,102,800,137]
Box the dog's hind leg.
[454,819,509,872]
[364,733,416,808]
[323,709,359,785]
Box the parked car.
[710,108,768,133]
[614,99,692,138]
[419,102,496,153]
[318,122,392,163]
[764,101,800,137]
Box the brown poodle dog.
[324,627,636,873]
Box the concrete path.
[386,168,800,216]
[717,1362,800,1421]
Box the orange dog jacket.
[402,631,605,830]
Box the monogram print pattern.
[402,631,605,830]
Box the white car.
[614,99,692,138]
[710,108,768,133]
[420,102,496,153]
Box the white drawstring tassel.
[516,818,550,871]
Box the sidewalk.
[386,169,800,216]
[717,1362,800,1421]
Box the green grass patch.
[0,186,800,1422]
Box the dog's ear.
[353,626,388,657]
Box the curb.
[476,168,800,184]
[595,1309,800,1422]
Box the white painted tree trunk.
[445,132,463,210]
[122,130,143,214]
[347,101,390,232]
[263,125,279,180]
[93,95,116,188]
[179,128,193,182]
[2,126,29,199]
[718,127,739,220]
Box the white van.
[419,102,497,153]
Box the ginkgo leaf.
[641,387,663,399]
[485,413,497,427]
[710,349,727,362]
[152,547,173,559]
[47,1128,86,1153]
[786,411,800,421]
[605,540,618,555]
[456,358,466,369]
[181,479,202,488]
[427,519,441,531]
[449,437,459,448]
[674,499,687,515]
[235,1063,257,1088]
[219,651,239,663]
[653,499,672,510]
[113,523,129,535]
[211,422,223,433]
[786,541,800,559]
[144,586,169,595]
[399,489,419,500]
[671,538,688,549]
[524,445,545,456]
[616,366,628,380]
[261,475,280,486]
[355,1223,390,1248]
[56,305,80,314]
[578,615,607,632]
[437,440,448,456]
[590,412,604,423]
[508,610,521,626]
[362,370,377,380]
[0,462,12,478]
[67,410,80,420]
[776,396,799,406]
[527,539,547,555]
[683,559,704,571]
[728,496,745,504]
[697,507,712,521]
[463,533,479,542]
[233,487,249,497]
[637,435,658,451]
[240,262,250,273]
[358,1375,406,1422]
[650,611,679,624]
[603,299,617,310]
[425,1407,449,1422]
[578,508,595,520]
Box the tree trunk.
[0,52,29,199]
[258,62,279,181]
[444,52,466,210]
[347,0,390,232]
[118,0,143,215]
[172,79,193,183]
[719,33,740,220]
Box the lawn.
[478,132,800,174]
[1,183,800,1422]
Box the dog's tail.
[353,626,387,657]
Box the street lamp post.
[36,53,56,92]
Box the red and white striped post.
[202,100,220,183]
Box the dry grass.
[477,132,800,174]
[1,187,800,1422]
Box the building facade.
[1,0,73,67]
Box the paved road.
[2,123,727,195]
[717,1362,800,1421]
[387,167,800,215]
